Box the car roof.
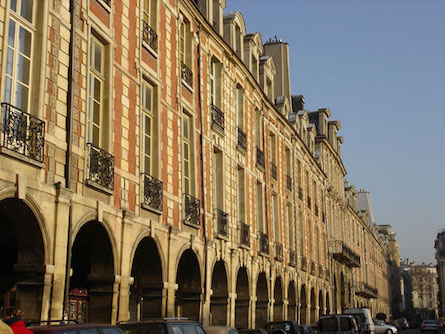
[30,324,120,332]
[119,319,198,325]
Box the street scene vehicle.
[264,321,302,334]
[373,320,397,334]
[118,319,206,334]
[420,320,439,333]
[204,326,239,334]
[395,319,409,331]
[318,315,359,334]
[238,330,267,334]
[29,322,124,334]
[343,308,375,334]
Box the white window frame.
[183,112,192,195]
[142,80,154,175]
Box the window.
[269,132,276,163]
[236,86,244,130]
[179,14,191,66]
[266,78,273,101]
[237,166,245,223]
[254,108,262,147]
[88,35,106,148]
[210,58,222,107]
[213,147,223,209]
[3,0,34,113]
[287,203,294,249]
[272,193,279,242]
[235,24,242,58]
[142,0,158,51]
[142,80,158,175]
[299,211,304,255]
[183,113,194,195]
[212,0,220,32]
[308,220,313,259]
[256,181,264,232]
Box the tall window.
[308,220,313,259]
[316,226,320,263]
[213,148,223,209]
[297,160,302,186]
[237,166,245,223]
[272,193,280,242]
[88,35,106,148]
[210,58,221,107]
[142,80,156,175]
[183,113,193,195]
[287,203,293,249]
[256,181,264,232]
[299,211,304,255]
[269,132,276,163]
[179,14,191,66]
[255,108,262,147]
[143,0,157,28]
[3,0,34,113]
[236,86,244,130]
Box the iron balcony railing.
[259,232,269,255]
[142,173,163,211]
[183,193,200,227]
[86,143,114,190]
[274,242,283,262]
[307,195,311,209]
[211,104,224,132]
[256,146,265,169]
[301,256,308,272]
[318,264,324,278]
[355,282,378,299]
[181,62,193,87]
[142,20,158,52]
[288,249,297,267]
[239,221,250,247]
[1,103,45,163]
[310,261,316,276]
[329,240,361,268]
[298,186,303,201]
[315,204,319,217]
[216,208,228,237]
[286,175,292,192]
[270,162,277,181]
[237,127,247,152]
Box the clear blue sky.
[226,0,445,264]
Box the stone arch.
[235,266,249,330]
[310,287,316,324]
[210,260,229,325]
[255,272,269,328]
[129,236,163,320]
[326,291,331,314]
[288,280,297,321]
[273,276,283,321]
[300,284,307,325]
[0,197,47,322]
[175,249,202,321]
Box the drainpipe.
[196,24,208,324]
[62,0,76,319]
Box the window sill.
[215,233,229,241]
[236,144,247,155]
[141,202,162,215]
[181,78,194,93]
[0,147,44,168]
[211,123,225,136]
[96,0,111,12]
[183,219,200,229]
[142,41,158,58]
[86,179,114,195]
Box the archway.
[326,292,330,314]
[340,273,346,312]
[310,288,316,324]
[318,290,324,317]
[130,237,163,320]
[333,274,338,314]
[300,285,307,325]
[235,267,249,329]
[175,249,201,321]
[0,198,45,322]
[210,260,228,325]
[288,281,296,321]
[70,220,115,323]
[256,272,268,328]
[273,277,283,321]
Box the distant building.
[435,230,445,316]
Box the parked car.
[29,321,124,334]
[395,319,409,331]
[300,325,315,334]
[318,315,359,334]
[373,320,397,334]
[264,321,301,334]
[118,318,206,334]
[204,326,239,334]
[387,321,400,331]
[421,320,439,333]
[343,308,375,334]
[238,330,267,334]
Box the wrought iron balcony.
[298,186,303,201]
[315,204,319,217]
[0,103,45,163]
[270,162,277,181]
[86,143,114,191]
[318,265,324,278]
[310,261,316,276]
[216,208,228,237]
[288,249,297,267]
[307,195,311,209]
[237,127,247,152]
[259,232,269,255]
[286,175,292,192]
[329,240,361,268]
[355,282,378,299]
[142,20,158,52]
[181,62,193,87]
[183,193,200,227]
[274,242,283,262]
[211,104,224,133]
[142,173,163,211]
[239,221,250,247]
[256,146,265,169]
[301,256,308,272]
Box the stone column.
[111,275,121,324]
[283,299,289,320]
[166,282,178,317]
[250,296,256,329]
[41,265,55,321]
[229,292,236,328]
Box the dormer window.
[235,24,242,59]
[266,78,273,101]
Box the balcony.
[310,261,316,276]
[259,232,269,255]
[270,162,277,181]
[142,20,158,52]
[239,221,250,247]
[181,62,193,88]
[183,193,200,227]
[256,146,265,169]
[216,208,228,237]
[142,173,163,212]
[307,196,311,209]
[301,256,308,272]
[288,249,297,267]
[86,143,114,191]
[0,103,45,164]
[274,242,283,262]
[355,282,378,299]
[329,240,361,267]
[315,204,319,217]
[286,175,292,192]
[318,265,324,279]
[298,186,303,201]
[211,104,224,133]
[237,127,247,152]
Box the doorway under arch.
[235,267,249,329]
[256,272,268,328]
[210,260,228,325]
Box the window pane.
[145,136,151,156]
[94,41,102,73]
[183,143,189,160]
[16,54,30,85]
[94,78,101,101]
[145,115,151,133]
[6,48,14,76]
[144,85,152,111]
[18,27,32,57]
[8,20,16,47]
[144,156,151,174]
[10,0,17,11]
[183,116,189,139]
[3,78,12,104]
[93,101,100,125]
[93,125,100,146]
[20,0,33,23]
[15,83,28,112]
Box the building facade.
[435,231,445,316]
[0,0,391,327]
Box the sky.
[226,0,445,264]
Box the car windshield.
[319,318,337,332]
[119,324,166,334]
[424,321,436,325]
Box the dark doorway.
[175,249,201,321]
[0,198,45,322]
[300,285,307,325]
[288,281,296,321]
[130,237,163,320]
[318,290,323,317]
[326,292,330,314]
[340,273,345,312]
[235,267,249,329]
[255,272,268,328]
[273,277,283,321]
[210,260,228,325]
[310,288,316,324]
